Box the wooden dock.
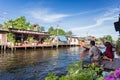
[9,44,54,48]
[6,43,53,51]
[100,58,120,70]
[4,43,79,51]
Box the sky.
[0,0,120,40]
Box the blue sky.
[0,0,120,40]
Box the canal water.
[0,47,82,80]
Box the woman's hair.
[90,40,95,46]
[105,42,112,47]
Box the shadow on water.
[0,47,81,80]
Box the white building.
[67,36,80,46]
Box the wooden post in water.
[3,45,6,51]
[11,47,13,52]
[24,43,27,51]
[66,44,67,47]
[42,46,44,49]
[25,46,27,51]
[1,45,3,51]
[34,46,36,50]
[14,47,16,51]
[51,44,53,49]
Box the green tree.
[4,16,34,30]
[66,31,73,36]
[4,16,35,44]
[57,28,66,35]
[103,35,113,43]
[48,26,57,35]
[7,32,15,44]
[38,26,45,32]
[0,24,3,29]
[4,20,13,29]
[48,27,66,35]
[48,26,54,34]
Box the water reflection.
[0,47,81,80]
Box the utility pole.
[3,12,7,22]
[56,21,61,48]
[2,12,7,29]
[86,30,89,41]
[56,24,59,48]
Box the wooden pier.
[1,43,80,51]
[6,43,53,51]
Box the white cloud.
[102,8,119,17]
[68,7,119,31]
[27,7,104,23]
[27,7,108,24]
[67,7,119,40]
[74,8,105,16]
[68,17,114,31]
[28,8,70,23]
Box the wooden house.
[0,29,8,45]
[8,28,50,45]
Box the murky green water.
[0,47,82,80]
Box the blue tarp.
[58,36,67,42]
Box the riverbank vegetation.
[45,61,120,80]
[45,61,104,80]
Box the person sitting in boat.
[101,40,114,61]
